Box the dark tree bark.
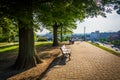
[13,1,42,69]
[14,20,41,69]
[52,23,59,46]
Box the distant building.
[108,31,120,41]
[90,31,100,41]
[99,32,117,39]
[90,30,120,41]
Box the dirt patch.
[7,58,56,80]
[0,46,60,80]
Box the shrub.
[0,36,9,42]
[37,37,47,41]
[63,36,70,41]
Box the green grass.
[35,42,52,47]
[0,42,8,46]
[0,42,18,47]
[88,42,120,55]
[0,41,52,53]
[0,45,18,52]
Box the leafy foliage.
[0,0,120,69]
[0,17,18,42]
[111,40,120,47]
[37,37,47,41]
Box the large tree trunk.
[52,23,59,46]
[14,20,41,69]
[13,0,42,70]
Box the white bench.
[60,45,71,60]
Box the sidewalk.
[40,41,120,80]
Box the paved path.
[41,41,120,80]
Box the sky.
[37,11,120,34]
[74,11,120,34]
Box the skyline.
[37,11,120,35]
[74,11,120,34]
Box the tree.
[36,1,87,46]
[0,0,43,69]
[0,0,119,69]
[57,21,77,42]
[13,1,43,69]
[37,0,116,46]
[0,17,18,42]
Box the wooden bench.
[60,45,71,60]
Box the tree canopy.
[0,0,120,69]
[0,17,18,42]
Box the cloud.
[74,11,120,33]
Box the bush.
[111,40,120,47]
[37,37,47,41]
[63,36,70,41]
[92,42,99,46]
[0,36,9,42]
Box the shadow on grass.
[0,58,25,80]
[0,44,57,80]
[0,48,28,80]
[0,42,63,80]
[39,55,70,80]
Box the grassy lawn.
[0,42,52,53]
[35,42,52,47]
[0,45,18,53]
[88,42,120,56]
[0,41,60,80]
[0,42,9,46]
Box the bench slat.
[60,45,71,55]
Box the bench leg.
[61,54,66,60]
[61,54,71,61]
[68,54,71,60]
